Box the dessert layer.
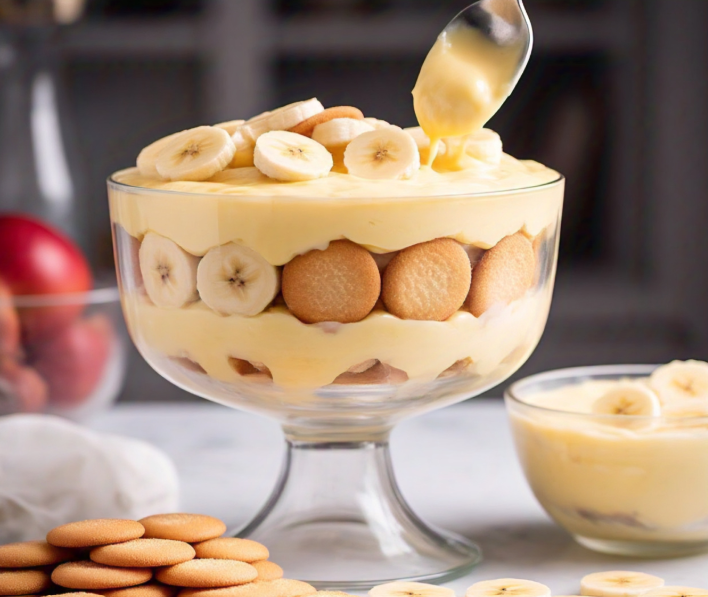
[109,159,562,266]
[123,289,550,389]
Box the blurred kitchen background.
[1,0,707,402]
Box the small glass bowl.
[505,364,708,557]
[0,286,127,419]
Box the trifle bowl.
[109,159,563,586]
[107,3,561,584]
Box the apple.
[0,279,20,357]
[0,358,48,414]
[0,214,93,340]
[29,313,113,408]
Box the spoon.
[412,0,533,158]
[448,0,533,94]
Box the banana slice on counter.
[197,243,280,317]
[242,99,324,142]
[312,118,374,147]
[139,232,200,308]
[466,579,551,597]
[136,131,182,177]
[591,383,661,417]
[254,131,333,182]
[580,571,665,597]
[370,582,455,597]
[649,360,708,403]
[464,128,504,165]
[643,588,708,597]
[155,126,235,181]
[344,128,420,180]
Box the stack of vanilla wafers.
[0,513,316,597]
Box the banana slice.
[136,131,182,177]
[312,118,375,147]
[139,232,200,308]
[230,127,256,168]
[592,382,661,417]
[404,126,446,164]
[662,398,708,418]
[197,243,280,316]
[155,126,235,181]
[650,360,708,403]
[643,588,708,597]
[466,579,551,597]
[370,581,455,597]
[344,128,420,180]
[580,571,665,597]
[254,131,333,182]
[214,119,245,135]
[266,98,325,133]
[242,99,324,142]
[364,117,392,129]
[465,128,503,164]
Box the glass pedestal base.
[236,439,481,589]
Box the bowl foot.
[235,438,481,589]
[575,534,708,558]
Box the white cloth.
[0,414,179,543]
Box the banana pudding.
[506,361,708,557]
[110,104,561,398]
[109,14,561,425]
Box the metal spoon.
[447,0,533,94]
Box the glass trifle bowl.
[108,157,563,586]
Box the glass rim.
[0,286,120,308]
[503,363,708,421]
[106,170,565,201]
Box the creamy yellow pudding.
[506,361,708,556]
[110,158,561,392]
[109,2,562,418]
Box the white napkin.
[0,414,179,543]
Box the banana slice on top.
[344,127,420,180]
[649,360,708,403]
[643,588,708,597]
[136,131,182,177]
[242,99,324,142]
[312,117,374,147]
[364,117,392,129]
[139,232,200,308]
[466,579,551,597]
[254,131,333,182]
[197,243,280,317]
[370,582,455,597]
[155,126,235,181]
[580,571,665,597]
[465,128,504,165]
[592,382,661,417]
[214,119,245,135]
[404,126,446,164]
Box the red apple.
[0,214,93,340]
[0,279,20,357]
[0,358,48,414]
[30,313,113,408]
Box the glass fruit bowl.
[505,365,708,558]
[0,285,127,419]
[109,173,564,588]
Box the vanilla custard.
[508,377,708,550]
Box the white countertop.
[90,400,708,594]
